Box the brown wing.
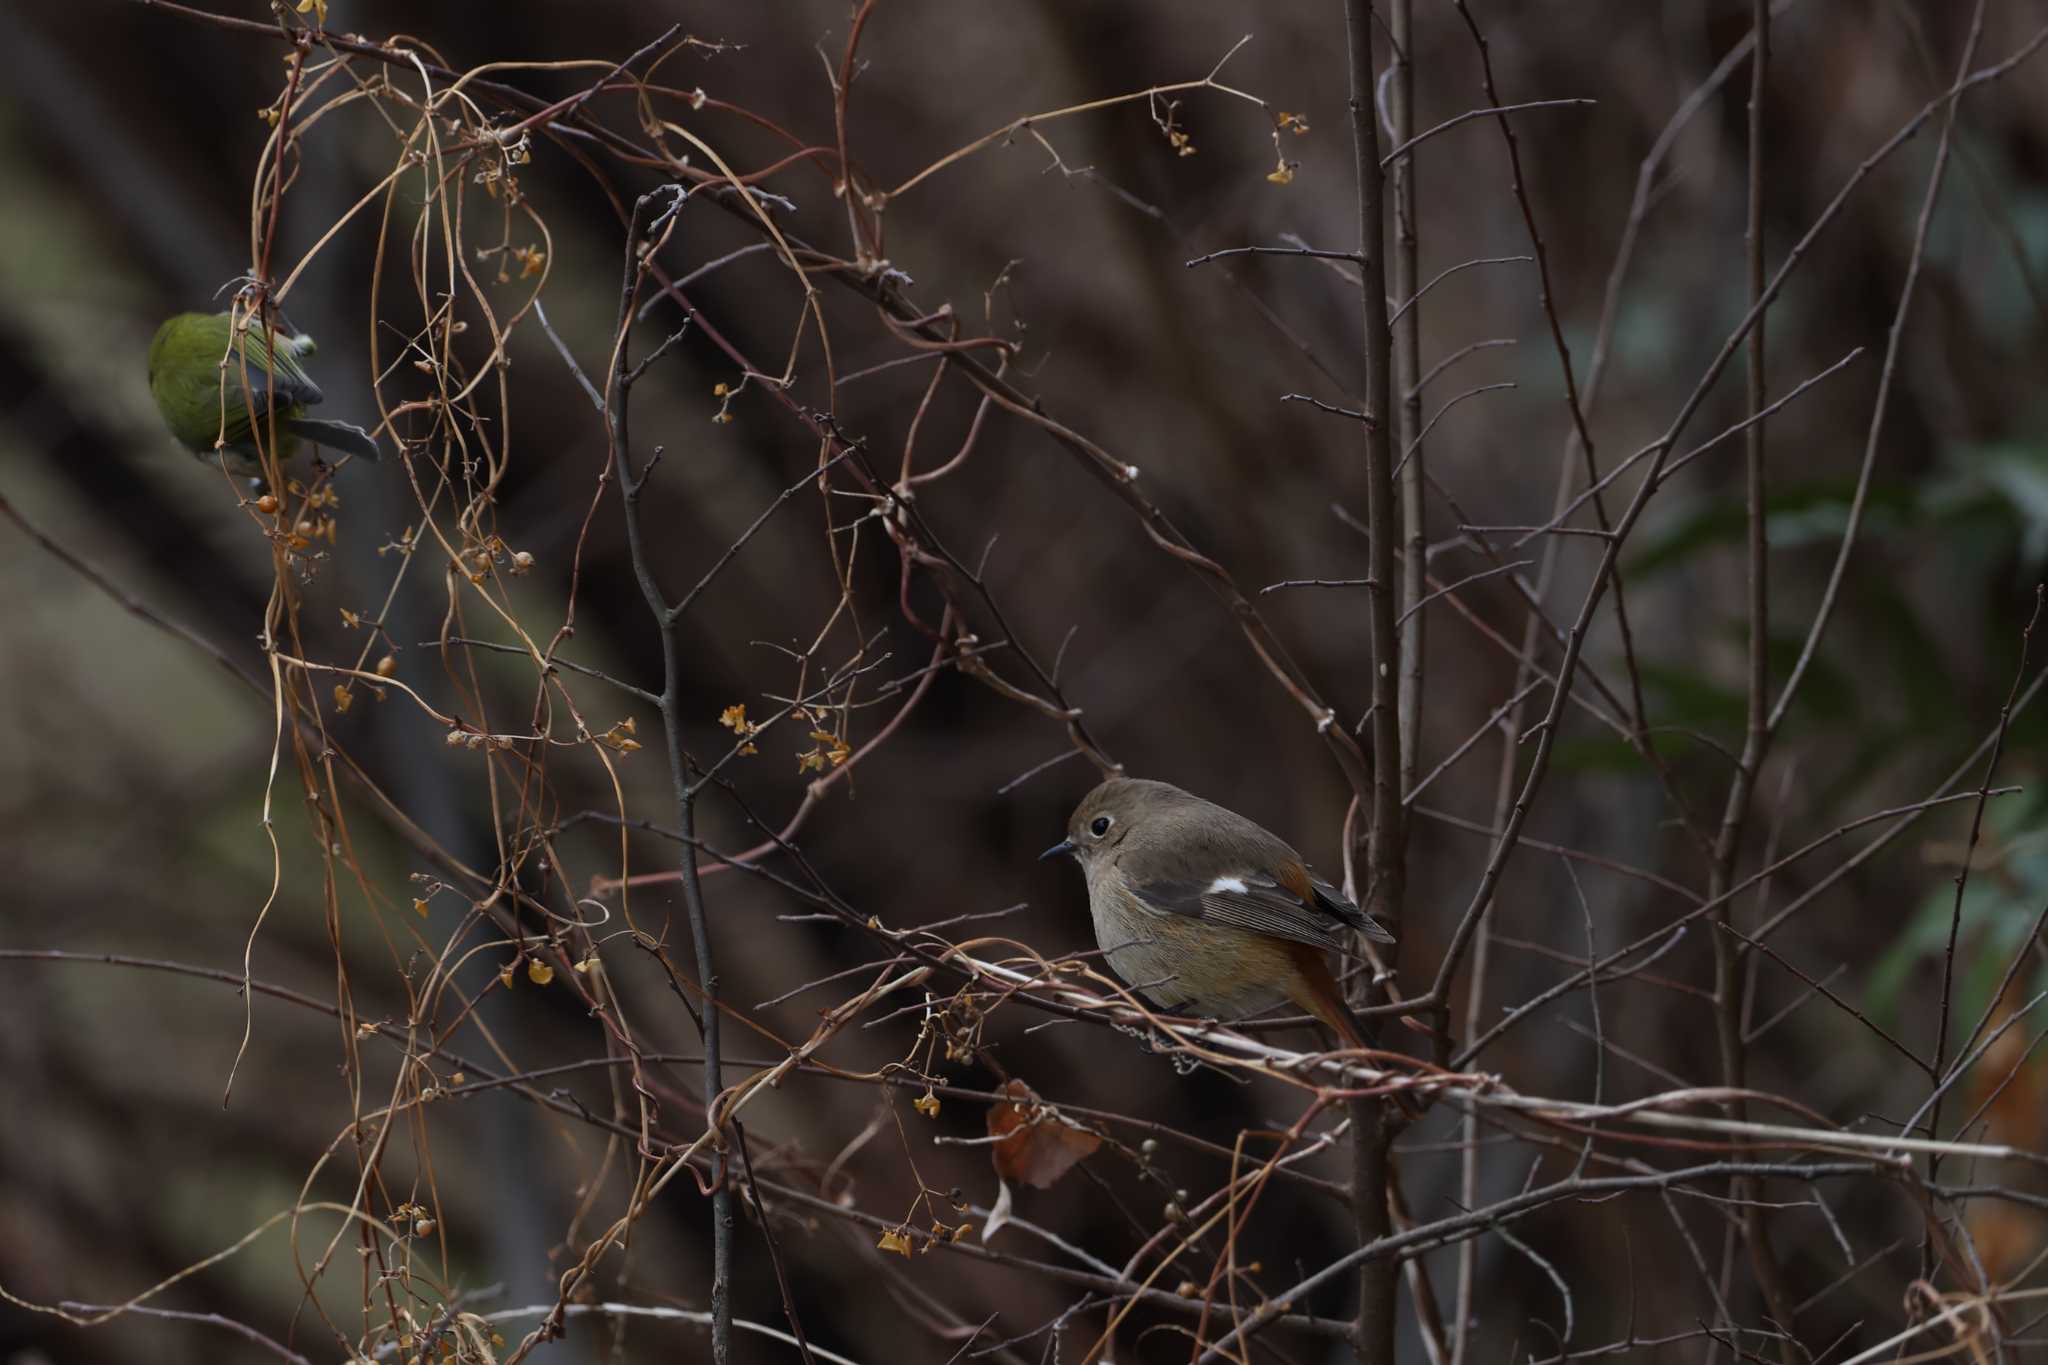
[1129,865,1395,949]
[1123,784,1396,946]
[1128,872,1352,951]
[1308,875,1396,944]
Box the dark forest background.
[3,2,2048,1363]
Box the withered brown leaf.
[986,1079,1101,1190]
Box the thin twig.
[1379,99,1595,168]
[1343,5,1406,1364]
[1185,243,1362,269]
[1769,0,1991,732]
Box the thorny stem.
[603,188,734,1363]
[1200,1161,1883,1364]
[1425,7,2048,1065]
[1389,0,1425,908]
[1769,0,1990,732]
[1444,0,1713,866]
[1707,1,1797,1350]
[1384,5,1447,1353]
[1927,585,2042,1181]
[1440,41,1802,1262]
[1433,55,1827,1317]
[1344,3,1405,1364]
[1342,0,1403,966]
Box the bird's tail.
[1288,946,1432,1117]
[286,416,381,463]
[1286,945,1369,1050]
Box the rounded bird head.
[1041,776,1194,866]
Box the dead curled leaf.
[986,1079,1101,1190]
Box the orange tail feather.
[1284,944,1367,1050]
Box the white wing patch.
[1131,872,1354,952]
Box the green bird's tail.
[285,416,381,463]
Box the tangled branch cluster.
[7,3,2048,1365]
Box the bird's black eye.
[1089,815,1113,837]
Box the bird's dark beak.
[1039,838,1076,862]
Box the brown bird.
[1043,777,1393,1049]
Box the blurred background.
[3,1,2047,1362]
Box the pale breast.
[1084,874,1296,1020]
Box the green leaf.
[1760,630,1860,726]
[1852,579,1955,729]
[1629,482,1919,580]
[1868,789,2048,1026]
[1925,442,2048,569]
[1551,733,1648,775]
[1550,730,1713,775]
[1635,660,1745,733]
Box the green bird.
[148,311,381,479]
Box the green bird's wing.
[231,325,326,416]
[204,324,326,456]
